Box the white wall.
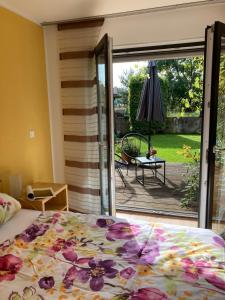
[100,2,225,48]
[44,25,65,183]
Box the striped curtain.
[57,19,104,214]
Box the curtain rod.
[41,0,225,26]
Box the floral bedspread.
[0,211,224,300]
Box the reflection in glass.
[97,53,109,214]
[212,38,225,234]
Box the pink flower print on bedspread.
[154,228,166,242]
[181,257,225,291]
[48,237,98,257]
[0,254,23,282]
[48,238,76,255]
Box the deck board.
[115,163,198,217]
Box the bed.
[0,209,224,300]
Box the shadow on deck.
[115,163,198,218]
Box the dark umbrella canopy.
[136,61,164,150]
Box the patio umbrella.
[136,60,164,151]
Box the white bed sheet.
[0,209,40,243]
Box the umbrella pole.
[148,121,151,151]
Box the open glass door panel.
[95,34,115,215]
[200,22,225,235]
[211,33,225,234]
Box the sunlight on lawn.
[149,134,200,163]
[116,134,201,163]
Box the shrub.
[177,145,200,209]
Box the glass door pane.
[212,36,225,234]
[201,22,225,234]
[95,34,115,215]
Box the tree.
[157,57,204,115]
[115,57,204,128]
[120,68,135,89]
[115,86,129,106]
[128,70,149,134]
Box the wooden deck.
[116,211,198,227]
[115,163,198,218]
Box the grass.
[167,111,200,118]
[115,134,201,163]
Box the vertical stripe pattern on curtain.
[57,19,104,213]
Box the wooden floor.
[115,163,198,218]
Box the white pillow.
[0,193,21,225]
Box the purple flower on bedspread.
[18,223,49,242]
[96,218,115,228]
[132,288,168,300]
[97,218,141,241]
[50,238,75,254]
[62,249,92,264]
[120,267,136,279]
[0,254,23,282]
[117,240,159,265]
[48,238,80,257]
[213,236,225,248]
[63,259,118,291]
[38,276,55,290]
[126,287,168,300]
[203,273,225,291]
[63,266,78,289]
[106,222,141,241]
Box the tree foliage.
[217,55,225,151]
[157,57,204,115]
[128,71,149,134]
[116,57,204,118]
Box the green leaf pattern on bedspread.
[0,211,224,299]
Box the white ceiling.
[0,0,220,24]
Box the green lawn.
[116,134,201,163]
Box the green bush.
[177,145,200,209]
[129,74,147,134]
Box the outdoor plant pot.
[121,151,132,164]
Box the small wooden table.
[18,183,69,213]
[135,156,166,186]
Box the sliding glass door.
[95,34,115,215]
[200,22,225,234]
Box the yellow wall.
[0,8,53,192]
